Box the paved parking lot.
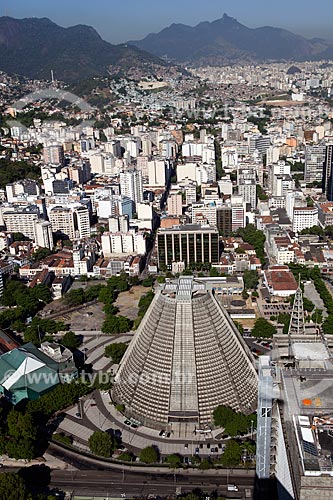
[304,281,328,318]
[261,303,291,318]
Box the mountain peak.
[0,16,166,82]
[130,15,333,64]
[221,13,237,23]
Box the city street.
[49,469,255,498]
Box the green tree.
[220,440,242,467]
[64,288,85,306]
[118,452,134,462]
[243,270,259,290]
[209,267,220,277]
[300,226,323,236]
[53,432,73,446]
[166,453,182,468]
[6,411,37,460]
[103,303,119,316]
[98,287,115,304]
[199,459,212,470]
[84,284,104,302]
[0,158,40,189]
[137,291,154,322]
[142,277,154,287]
[325,225,333,238]
[27,380,91,419]
[213,405,236,428]
[303,297,315,312]
[32,248,52,261]
[104,343,128,363]
[233,321,244,335]
[140,446,159,464]
[102,316,131,334]
[256,184,268,201]
[237,225,266,266]
[252,317,276,338]
[32,284,52,304]
[88,430,115,457]
[12,232,29,242]
[61,331,82,350]
[107,275,128,292]
[0,473,27,500]
[277,313,291,335]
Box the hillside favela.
[1,2,333,499]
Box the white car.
[227,484,239,492]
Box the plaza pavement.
[57,390,227,458]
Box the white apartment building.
[231,204,246,232]
[218,176,233,196]
[269,160,291,190]
[3,208,40,240]
[6,180,40,203]
[286,191,307,219]
[292,207,319,234]
[101,232,146,257]
[192,203,217,226]
[273,175,294,197]
[35,221,53,250]
[276,247,295,265]
[49,205,90,240]
[137,202,153,221]
[168,193,183,217]
[177,163,197,183]
[147,159,166,187]
[184,182,197,206]
[109,216,129,233]
[120,170,143,208]
[238,179,256,209]
[136,156,149,179]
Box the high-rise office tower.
[157,225,220,268]
[305,144,326,184]
[323,144,333,201]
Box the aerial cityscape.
[1,1,333,499]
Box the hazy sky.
[4,0,333,43]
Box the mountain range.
[1,15,333,83]
[129,13,333,65]
[0,17,166,82]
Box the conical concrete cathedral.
[113,277,258,428]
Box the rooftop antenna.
[51,69,55,85]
